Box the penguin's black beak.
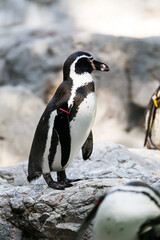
[93,60,109,72]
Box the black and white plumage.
[76,182,160,240]
[144,86,160,149]
[28,51,109,190]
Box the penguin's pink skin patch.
[59,108,70,114]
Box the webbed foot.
[43,173,70,190]
[57,170,81,185]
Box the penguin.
[28,51,109,190]
[76,181,160,240]
[144,86,160,149]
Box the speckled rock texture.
[0,142,160,240]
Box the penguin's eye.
[139,225,153,240]
[139,224,160,240]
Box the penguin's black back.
[28,80,73,181]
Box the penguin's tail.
[27,172,42,182]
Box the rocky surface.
[0,142,160,240]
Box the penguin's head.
[63,51,109,80]
[76,181,160,240]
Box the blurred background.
[0,0,160,166]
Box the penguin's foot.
[43,173,70,190]
[58,180,73,188]
[57,170,81,184]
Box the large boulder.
[0,32,73,100]
[0,142,160,239]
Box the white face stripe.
[70,54,93,76]
[68,55,94,107]
[72,54,93,64]
[68,73,93,107]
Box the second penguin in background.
[144,86,160,149]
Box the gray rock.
[0,85,45,166]
[0,0,71,31]
[0,142,160,239]
[1,31,73,100]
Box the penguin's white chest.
[71,92,96,134]
[151,108,160,146]
[51,92,96,171]
[69,92,96,162]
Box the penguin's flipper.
[144,99,155,147]
[28,110,51,182]
[82,130,93,160]
[28,81,72,183]
[76,195,105,240]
